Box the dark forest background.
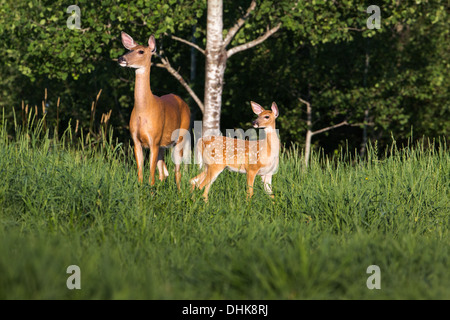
[0,0,448,156]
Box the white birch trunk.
[203,0,226,136]
[159,0,282,137]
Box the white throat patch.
[135,68,146,75]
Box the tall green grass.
[0,116,448,299]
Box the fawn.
[190,101,280,202]
[118,32,191,188]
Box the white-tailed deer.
[190,101,280,202]
[118,32,191,188]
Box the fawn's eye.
[138,50,145,54]
[264,116,270,119]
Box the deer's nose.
[252,120,258,127]
[118,56,128,67]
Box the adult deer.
[190,101,280,202]
[118,32,191,188]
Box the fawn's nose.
[252,120,258,128]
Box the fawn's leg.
[261,174,274,198]
[246,170,258,199]
[190,170,207,191]
[199,165,224,202]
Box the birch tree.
[158,0,282,135]
[157,0,366,136]
[3,0,446,152]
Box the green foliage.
[223,0,449,152]
[0,0,448,153]
[0,0,206,79]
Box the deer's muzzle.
[118,56,127,67]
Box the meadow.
[0,116,448,300]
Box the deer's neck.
[263,126,280,156]
[134,67,154,110]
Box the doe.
[118,32,191,188]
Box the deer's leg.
[149,145,159,186]
[174,164,181,189]
[190,170,207,191]
[174,145,183,190]
[173,129,191,190]
[133,141,144,183]
[246,170,258,199]
[261,174,274,198]
[157,148,169,182]
[200,165,224,202]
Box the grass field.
[0,118,449,299]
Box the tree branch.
[349,122,375,127]
[223,0,257,48]
[297,97,311,108]
[339,27,365,32]
[154,56,204,113]
[166,33,205,55]
[311,120,349,136]
[226,22,282,58]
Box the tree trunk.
[203,0,227,136]
[158,0,282,137]
[304,130,313,169]
[299,97,348,169]
[304,99,313,169]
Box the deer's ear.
[271,102,279,118]
[121,32,137,50]
[148,35,156,52]
[251,101,265,115]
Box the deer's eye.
[138,50,145,54]
[264,116,270,119]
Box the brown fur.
[119,32,191,187]
[190,102,279,202]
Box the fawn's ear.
[121,32,137,50]
[271,102,279,118]
[251,101,265,115]
[148,35,156,52]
